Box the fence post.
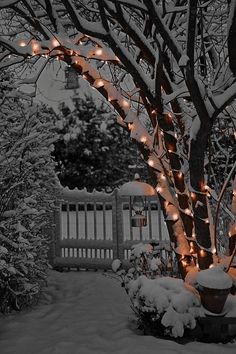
[111,189,123,260]
[116,190,124,260]
[53,199,62,265]
[112,189,118,259]
[46,209,56,266]
[157,197,162,240]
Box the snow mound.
[118,181,156,196]
[131,243,153,257]
[127,275,201,337]
[197,266,233,290]
[112,259,122,272]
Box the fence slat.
[84,202,88,240]
[157,198,162,240]
[66,202,70,239]
[76,202,79,239]
[103,202,106,240]
[129,197,133,241]
[94,202,97,240]
[148,201,152,239]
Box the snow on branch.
[144,0,183,63]
[0,0,20,8]
[61,0,108,38]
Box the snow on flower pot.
[196,266,233,314]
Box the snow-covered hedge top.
[59,186,114,201]
[196,266,233,290]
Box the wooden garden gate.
[49,187,170,270]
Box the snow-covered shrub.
[0,73,58,312]
[112,242,201,339]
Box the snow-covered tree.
[53,94,146,191]
[0,1,236,275]
[0,72,58,312]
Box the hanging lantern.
[131,195,147,227]
[119,174,156,227]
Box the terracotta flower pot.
[198,285,231,314]
[196,266,233,314]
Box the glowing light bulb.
[167,145,174,152]
[19,41,26,47]
[209,264,214,268]
[191,192,196,199]
[185,208,192,215]
[148,159,154,167]
[128,123,133,131]
[172,213,178,221]
[122,99,130,107]
[190,242,194,253]
[96,79,104,88]
[151,109,156,114]
[212,247,216,254]
[32,42,40,53]
[140,136,147,143]
[95,48,103,56]
[52,39,60,47]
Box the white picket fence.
[50,187,170,270]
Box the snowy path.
[0,270,235,354]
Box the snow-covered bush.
[0,73,58,312]
[112,242,201,339]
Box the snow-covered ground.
[0,270,235,354]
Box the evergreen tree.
[0,72,58,312]
[53,95,146,191]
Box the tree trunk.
[189,128,213,269]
